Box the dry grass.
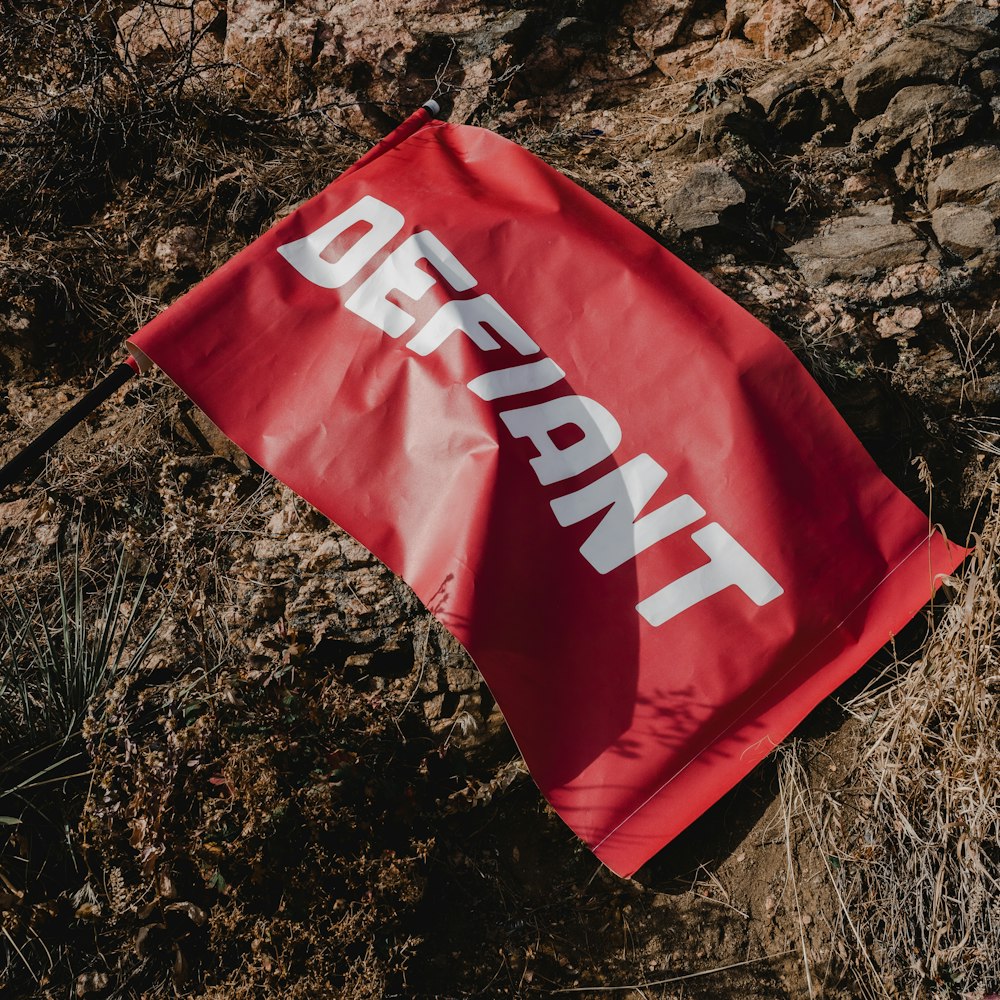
[846,509,999,997]
[780,477,1000,999]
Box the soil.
[1,2,998,997]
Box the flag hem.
[590,527,968,875]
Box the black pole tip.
[0,361,137,494]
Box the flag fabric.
[128,107,966,877]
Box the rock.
[728,0,843,55]
[847,0,907,25]
[931,203,997,257]
[869,261,941,299]
[804,0,838,35]
[893,146,918,189]
[876,305,922,338]
[0,293,38,377]
[667,164,746,231]
[690,12,727,40]
[653,36,755,81]
[625,0,699,57]
[521,15,592,94]
[767,83,848,141]
[226,0,386,115]
[152,225,202,272]
[843,2,999,118]
[786,204,926,283]
[444,664,481,691]
[927,146,1000,209]
[669,94,769,157]
[748,36,855,141]
[724,0,755,38]
[422,693,445,721]
[744,1,822,59]
[343,653,373,676]
[893,343,966,408]
[852,84,981,155]
[117,1,224,68]
[843,173,881,198]
[963,45,1000,93]
[224,1,551,123]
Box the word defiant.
[278,195,783,626]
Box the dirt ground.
[1,1,999,997]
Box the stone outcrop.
[931,203,997,257]
[743,1,822,58]
[927,145,1000,208]
[116,1,632,127]
[747,37,854,142]
[786,204,927,283]
[625,0,703,58]
[726,0,846,57]
[852,83,981,155]
[843,2,1000,118]
[667,164,747,231]
[922,144,1000,259]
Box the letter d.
[277,195,405,289]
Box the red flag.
[129,108,966,876]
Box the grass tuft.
[0,534,161,766]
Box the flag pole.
[0,99,443,496]
[0,359,139,493]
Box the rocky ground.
[1,1,999,997]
